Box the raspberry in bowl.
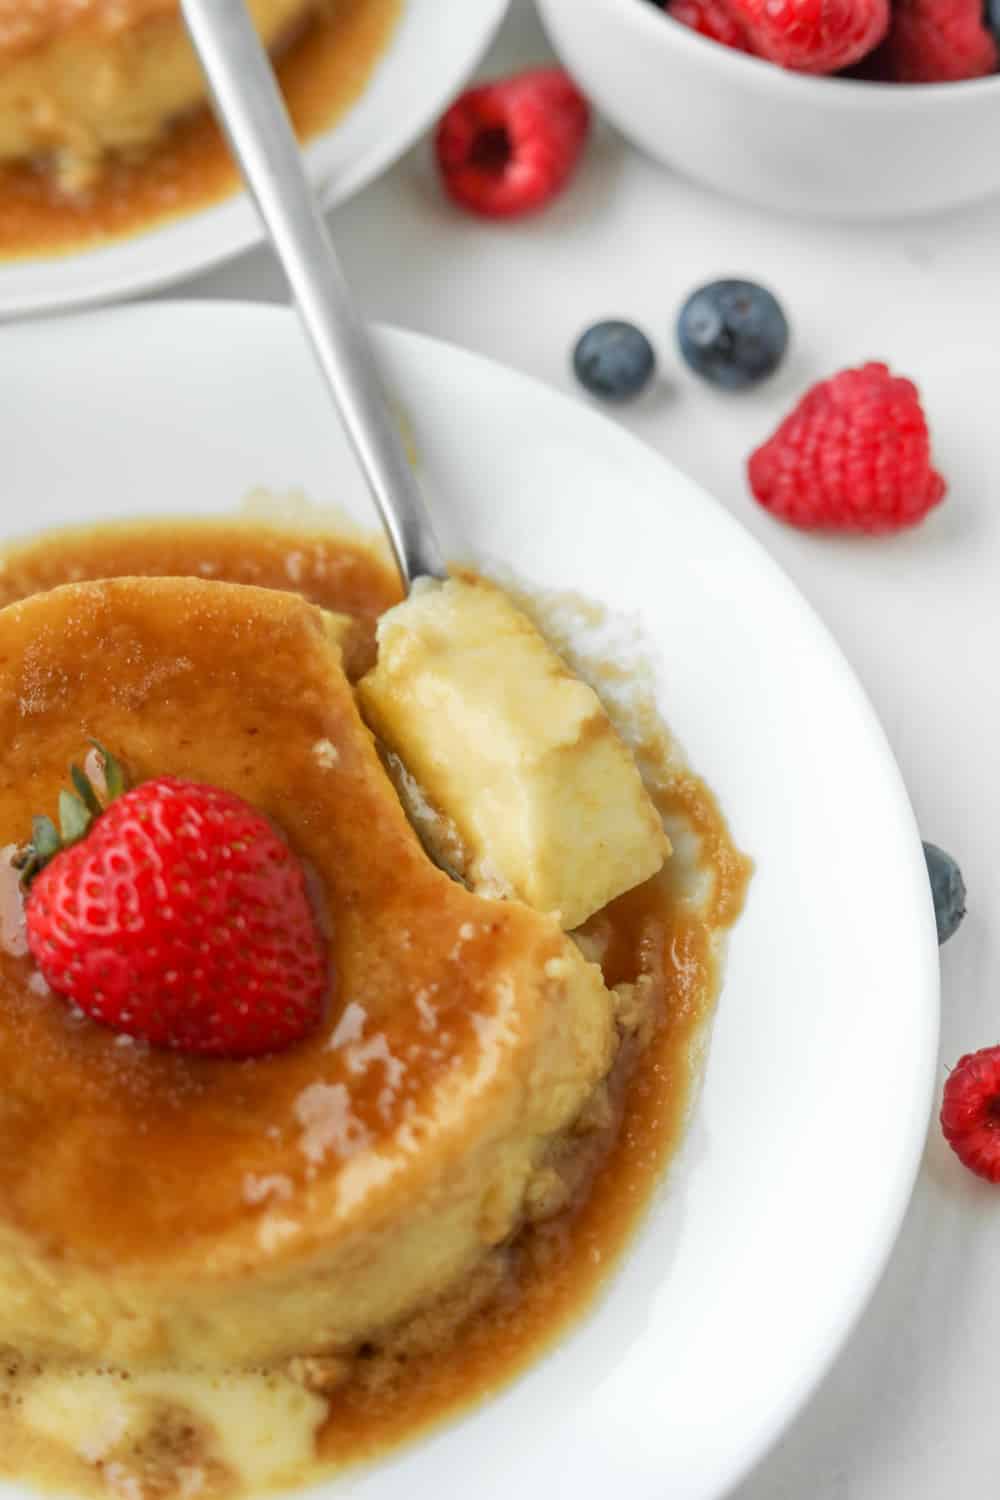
[536,0,1000,218]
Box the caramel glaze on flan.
[0,0,316,184]
[0,574,617,1371]
[0,521,753,1499]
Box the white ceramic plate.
[0,0,509,321]
[0,304,938,1500]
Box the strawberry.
[941,1046,1000,1183]
[724,0,890,72]
[20,748,327,1057]
[748,362,947,532]
[434,68,590,220]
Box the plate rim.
[372,315,940,1493]
[0,300,941,1500]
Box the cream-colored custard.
[0,0,314,184]
[0,519,751,1500]
[359,576,670,929]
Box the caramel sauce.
[0,517,401,662]
[0,0,401,261]
[0,518,751,1494]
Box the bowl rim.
[577,0,1000,103]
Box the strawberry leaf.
[71,764,102,816]
[91,741,127,801]
[18,743,130,888]
[31,817,60,862]
[59,789,92,846]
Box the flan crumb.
[413,989,438,1033]
[103,1463,145,1500]
[524,1166,570,1222]
[312,739,340,769]
[468,852,512,901]
[344,1033,405,1090]
[285,1356,349,1395]
[614,975,657,1047]
[294,1082,371,1164]
[256,1217,301,1254]
[243,1174,294,1207]
[327,1001,367,1050]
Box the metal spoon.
[179,0,446,590]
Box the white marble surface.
[172,2,1000,1492]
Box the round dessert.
[0,519,751,1499]
[0,0,315,185]
[0,573,617,1370]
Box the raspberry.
[434,68,590,220]
[748,362,947,532]
[941,1047,1000,1183]
[725,0,890,71]
[880,0,998,81]
[666,0,753,51]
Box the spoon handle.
[180,0,446,588]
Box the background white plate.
[0,0,510,321]
[0,304,939,1500]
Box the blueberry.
[986,0,1000,43]
[923,841,967,946]
[573,320,656,403]
[677,279,789,390]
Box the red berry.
[941,1047,1000,1183]
[26,778,327,1058]
[725,0,889,71]
[666,0,753,51]
[880,0,997,81]
[748,361,947,533]
[434,67,590,220]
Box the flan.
[0,0,316,184]
[0,574,617,1370]
[359,576,670,930]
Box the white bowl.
[0,303,939,1500]
[0,0,510,320]
[537,0,1000,220]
